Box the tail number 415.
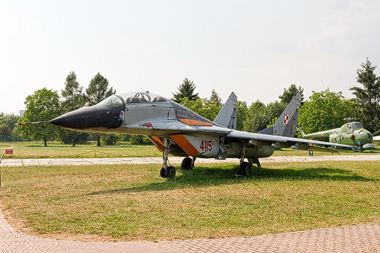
[200,140,213,152]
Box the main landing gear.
[238,141,261,176]
[181,156,195,170]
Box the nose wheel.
[160,166,176,178]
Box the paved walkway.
[1,154,380,167]
[1,155,380,252]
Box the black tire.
[239,162,251,176]
[160,167,167,178]
[181,157,192,170]
[167,166,176,178]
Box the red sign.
[5,149,13,154]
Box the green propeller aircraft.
[300,118,374,151]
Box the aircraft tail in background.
[258,92,302,137]
[213,92,238,129]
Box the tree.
[279,84,304,104]
[298,89,356,134]
[61,71,85,112]
[18,88,61,147]
[236,101,248,131]
[101,134,120,145]
[244,100,266,132]
[244,100,287,133]
[0,124,11,136]
[86,73,116,105]
[0,113,20,132]
[209,88,223,108]
[85,73,116,146]
[172,78,200,103]
[61,71,86,146]
[178,97,221,121]
[350,58,380,133]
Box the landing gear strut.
[159,138,176,178]
[238,141,252,176]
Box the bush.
[102,134,120,145]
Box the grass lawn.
[0,142,162,159]
[0,141,379,159]
[1,161,380,241]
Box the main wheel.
[239,162,251,176]
[181,157,192,170]
[167,166,176,178]
[160,167,167,178]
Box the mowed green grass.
[1,141,379,159]
[0,142,162,159]
[1,161,380,241]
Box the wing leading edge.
[227,129,354,151]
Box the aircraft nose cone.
[356,129,373,144]
[49,105,124,130]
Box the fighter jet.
[18,91,354,178]
[300,118,374,151]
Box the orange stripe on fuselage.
[170,134,200,156]
[179,119,213,126]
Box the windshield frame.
[97,95,125,108]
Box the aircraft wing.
[374,136,380,142]
[227,129,354,150]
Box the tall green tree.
[298,89,356,134]
[0,113,20,132]
[85,73,116,146]
[209,88,223,108]
[18,88,61,147]
[244,100,286,133]
[178,97,221,121]
[172,78,200,103]
[279,84,304,104]
[236,101,248,131]
[61,71,86,146]
[350,58,380,133]
[0,124,11,136]
[86,73,116,105]
[244,100,266,132]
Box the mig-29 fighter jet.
[18,91,354,178]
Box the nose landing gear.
[159,138,176,178]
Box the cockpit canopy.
[96,91,169,107]
[347,122,363,132]
[97,95,125,108]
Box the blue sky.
[1,0,380,115]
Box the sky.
[1,0,380,115]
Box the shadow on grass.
[89,165,375,195]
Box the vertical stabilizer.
[258,92,302,137]
[213,92,238,129]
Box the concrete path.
[1,155,380,252]
[1,154,380,167]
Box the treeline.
[1,58,379,146]
[171,58,380,136]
